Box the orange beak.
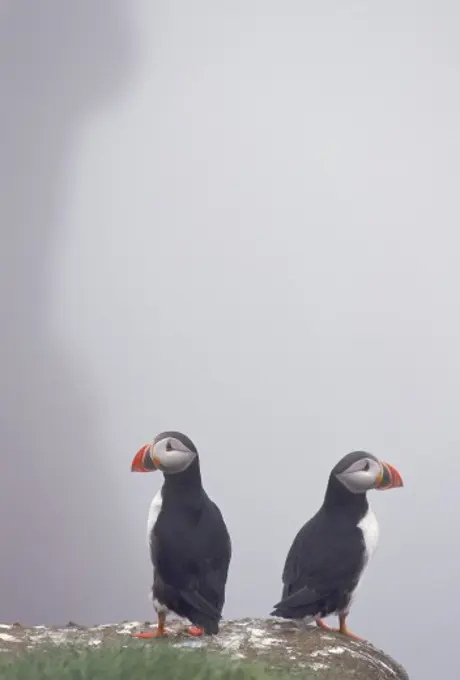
[375,461,404,490]
[131,442,159,472]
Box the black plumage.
[150,432,231,635]
[271,452,379,630]
[271,500,367,620]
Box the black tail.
[181,589,221,635]
[199,617,219,635]
[270,605,310,619]
[270,585,322,620]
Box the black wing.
[272,510,364,618]
[152,493,231,622]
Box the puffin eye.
[165,440,173,452]
[362,461,370,472]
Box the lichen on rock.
[0,618,409,679]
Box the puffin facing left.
[130,431,232,639]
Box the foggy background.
[1,2,459,679]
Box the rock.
[0,618,409,679]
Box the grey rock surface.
[0,618,409,679]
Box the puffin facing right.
[271,451,403,640]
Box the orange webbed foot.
[315,617,363,641]
[131,627,168,639]
[338,614,362,641]
[315,618,334,632]
[338,626,362,641]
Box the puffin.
[270,451,403,640]
[130,431,231,638]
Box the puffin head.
[131,431,198,475]
[332,451,403,494]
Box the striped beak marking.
[375,461,404,490]
[131,442,160,472]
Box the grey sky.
[1,2,459,679]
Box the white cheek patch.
[337,471,362,493]
[153,437,196,473]
[338,466,377,494]
[160,448,196,473]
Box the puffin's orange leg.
[315,615,362,641]
[131,612,168,639]
[338,613,362,641]
[186,625,204,637]
[315,618,334,632]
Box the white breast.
[358,506,380,564]
[146,489,169,615]
[147,489,163,548]
[341,507,380,614]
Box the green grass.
[0,644,316,680]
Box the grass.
[0,644,318,680]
